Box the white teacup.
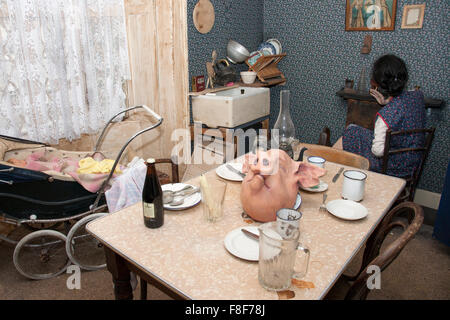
[307,156,325,168]
[341,170,367,202]
[276,208,302,238]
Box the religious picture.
[346,0,397,31]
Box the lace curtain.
[0,0,130,143]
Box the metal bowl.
[226,40,250,64]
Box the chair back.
[297,143,370,170]
[382,127,435,201]
[154,157,179,184]
[345,201,424,300]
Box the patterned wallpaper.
[263,0,449,194]
[187,0,449,193]
[187,0,263,86]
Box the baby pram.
[0,105,163,280]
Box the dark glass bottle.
[142,158,164,228]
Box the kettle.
[213,59,236,86]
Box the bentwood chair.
[381,127,435,203]
[341,201,424,300]
[296,143,370,170]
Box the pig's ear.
[294,162,326,188]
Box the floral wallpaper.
[187,0,263,86]
[188,0,449,194]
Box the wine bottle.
[142,158,164,228]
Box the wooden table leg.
[104,246,133,300]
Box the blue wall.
[187,0,264,86]
[188,0,449,194]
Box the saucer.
[300,180,328,193]
[326,199,368,220]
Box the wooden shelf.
[237,78,286,87]
[336,89,443,108]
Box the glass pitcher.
[258,221,310,291]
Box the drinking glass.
[200,175,227,222]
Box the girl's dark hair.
[371,54,408,97]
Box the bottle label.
[143,202,155,218]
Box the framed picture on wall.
[345,0,397,31]
[401,4,426,29]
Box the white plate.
[326,199,368,221]
[224,226,260,261]
[161,183,201,211]
[215,163,244,181]
[299,180,328,193]
[267,38,282,54]
[293,193,302,209]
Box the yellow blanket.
[77,157,122,174]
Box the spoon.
[166,187,200,206]
[163,185,194,204]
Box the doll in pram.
[0,105,163,280]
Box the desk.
[87,158,405,300]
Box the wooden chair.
[297,143,370,170]
[154,158,179,184]
[342,201,424,300]
[381,127,435,202]
[318,127,331,147]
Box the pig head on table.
[240,149,326,222]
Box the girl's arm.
[371,116,388,157]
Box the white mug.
[276,208,302,238]
[341,170,367,202]
[307,156,325,168]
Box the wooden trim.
[414,189,441,210]
[401,4,426,29]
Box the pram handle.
[91,105,163,210]
[94,105,162,152]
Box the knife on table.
[241,228,259,241]
[332,167,345,183]
[226,164,245,178]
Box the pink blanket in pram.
[9,151,121,193]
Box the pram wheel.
[13,230,71,280]
[66,213,108,271]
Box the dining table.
[86,146,405,300]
